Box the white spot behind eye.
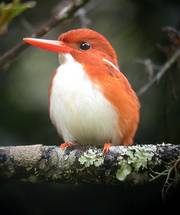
[103,58,119,72]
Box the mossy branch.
[0,144,180,184]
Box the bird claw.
[60,142,74,150]
[102,143,112,154]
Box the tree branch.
[137,48,180,96]
[0,144,180,184]
[0,0,90,71]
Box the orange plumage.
[59,29,140,146]
[23,28,140,150]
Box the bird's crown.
[59,28,118,67]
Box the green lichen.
[116,145,155,181]
[116,160,132,181]
[78,148,104,167]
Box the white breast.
[49,54,121,146]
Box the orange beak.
[23,38,71,53]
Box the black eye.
[79,42,90,50]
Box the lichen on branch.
[0,143,180,185]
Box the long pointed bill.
[23,38,71,53]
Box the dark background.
[0,0,180,214]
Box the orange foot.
[102,143,112,154]
[60,142,74,150]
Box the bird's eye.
[79,42,91,50]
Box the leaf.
[0,0,36,35]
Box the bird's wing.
[101,63,140,145]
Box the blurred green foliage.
[0,0,35,35]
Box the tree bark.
[0,144,180,184]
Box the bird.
[23,28,140,153]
